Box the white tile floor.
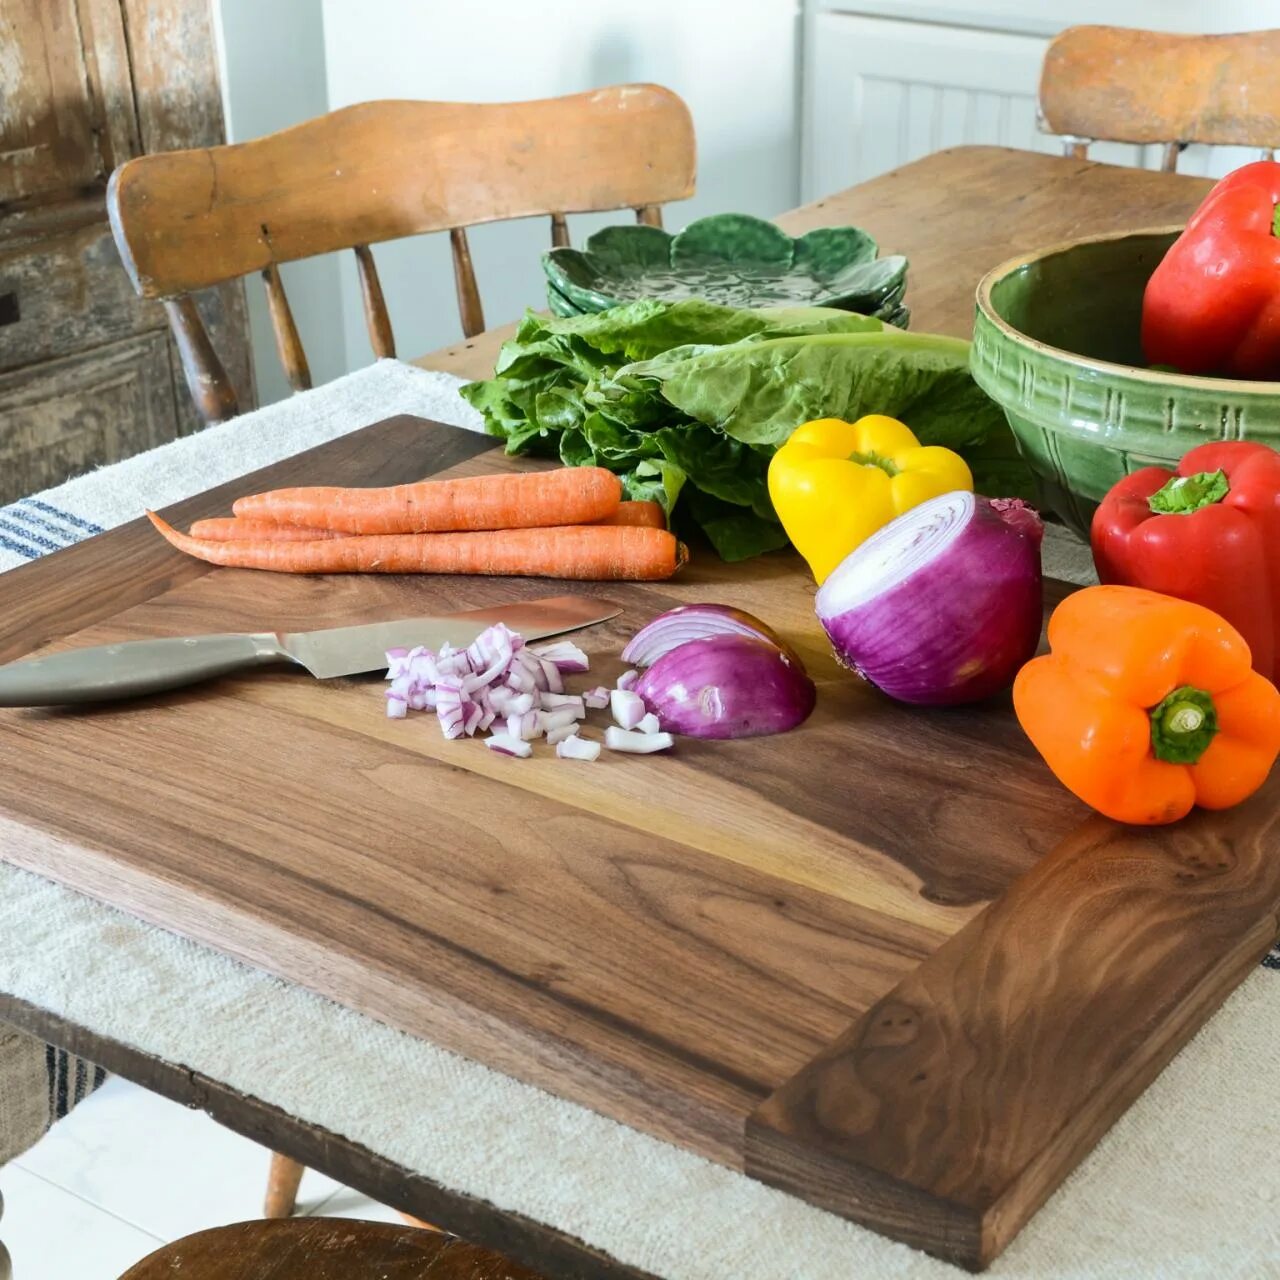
[0,1076,402,1278]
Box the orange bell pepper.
[1013,584,1280,825]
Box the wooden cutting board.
[1,415,1277,1272]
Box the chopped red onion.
[557,734,602,761]
[539,707,580,733]
[616,669,638,692]
[540,659,565,694]
[383,621,603,753]
[540,692,585,715]
[610,688,646,729]
[605,726,674,754]
[486,733,532,758]
[508,710,539,741]
[636,712,660,734]
[583,687,610,709]
[533,640,590,674]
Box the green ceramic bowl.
[971,228,1280,538]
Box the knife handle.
[0,633,293,707]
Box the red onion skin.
[635,635,816,739]
[622,604,804,670]
[818,498,1043,706]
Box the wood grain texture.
[415,148,1214,383]
[105,85,692,412]
[107,87,696,296]
[164,296,240,423]
[263,1152,305,1219]
[262,263,313,392]
[746,799,1280,1269]
[0,0,256,489]
[0,993,652,1280]
[1040,26,1280,156]
[0,331,176,504]
[354,243,396,359]
[2,415,1274,1266]
[1,152,1254,1275]
[120,1217,545,1279]
[451,227,485,339]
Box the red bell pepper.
[1092,441,1280,683]
[1142,160,1280,379]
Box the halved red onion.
[815,490,1043,706]
[621,604,801,669]
[635,635,815,739]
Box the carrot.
[593,500,666,530]
[189,517,341,541]
[232,466,621,535]
[148,512,686,580]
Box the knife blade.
[0,594,621,707]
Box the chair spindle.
[353,244,396,359]
[1159,141,1182,172]
[262,264,312,392]
[450,227,485,339]
[635,204,664,228]
[550,213,570,247]
[1063,139,1090,161]
[163,296,240,425]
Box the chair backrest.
[1039,26,1280,171]
[107,85,696,424]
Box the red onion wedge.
[621,604,801,669]
[815,490,1043,707]
[635,635,816,739]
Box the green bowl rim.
[974,225,1280,397]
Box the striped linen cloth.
[0,359,481,1162]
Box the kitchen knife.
[0,594,621,707]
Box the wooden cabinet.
[0,0,253,505]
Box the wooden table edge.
[0,992,656,1280]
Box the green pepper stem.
[847,450,899,477]
[1150,685,1218,765]
[1273,202,1280,238]
[1148,469,1229,515]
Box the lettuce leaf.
[458,302,1033,561]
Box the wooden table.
[417,145,1212,378]
[0,148,1220,1279]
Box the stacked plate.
[542,212,910,325]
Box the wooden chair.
[119,1217,544,1279]
[1038,25,1280,171]
[106,86,696,425]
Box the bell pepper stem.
[1150,685,1218,764]
[1273,202,1280,238]
[1148,469,1229,515]
[847,449,899,477]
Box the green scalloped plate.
[542,213,909,319]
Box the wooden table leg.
[264,1152,305,1218]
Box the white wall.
[319,0,802,374]
[215,0,348,405]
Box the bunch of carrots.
[147,467,687,581]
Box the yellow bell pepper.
[767,414,973,583]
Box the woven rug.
[0,359,1277,1276]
